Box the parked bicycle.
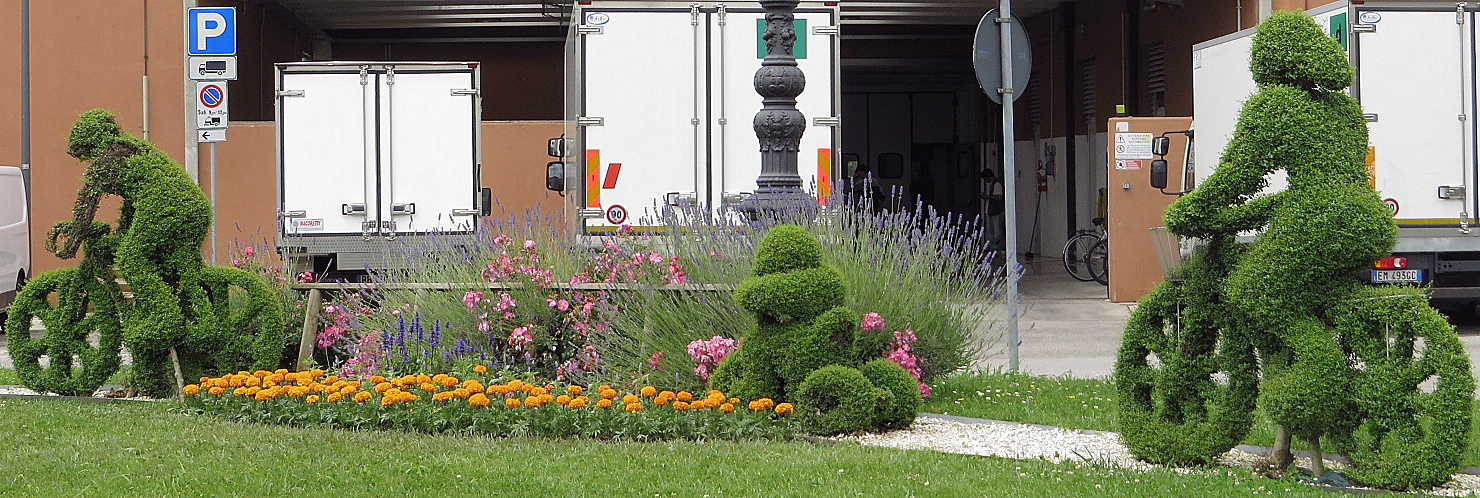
[1063,217,1108,285]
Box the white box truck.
[0,166,28,322]
[1191,2,1480,311]
[274,62,486,278]
[550,1,840,231]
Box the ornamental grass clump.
[185,367,795,441]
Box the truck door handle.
[391,203,415,215]
[342,203,366,215]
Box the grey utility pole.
[736,0,817,218]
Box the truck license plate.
[1371,269,1422,284]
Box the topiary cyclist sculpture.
[4,109,286,398]
[1115,12,1473,491]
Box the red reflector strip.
[603,163,622,189]
[585,150,601,209]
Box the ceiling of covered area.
[258,0,1068,32]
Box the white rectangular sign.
[1113,132,1154,160]
[189,57,238,80]
[196,81,229,129]
[197,128,226,143]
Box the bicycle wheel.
[1087,238,1109,285]
[1062,233,1100,281]
[3,267,125,396]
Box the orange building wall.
[0,0,19,167]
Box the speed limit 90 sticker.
[605,205,628,225]
[1383,198,1399,217]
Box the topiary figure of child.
[710,224,919,435]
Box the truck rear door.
[1353,6,1480,225]
[279,69,369,236]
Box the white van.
[0,166,29,324]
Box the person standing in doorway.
[982,169,1005,252]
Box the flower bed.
[185,367,795,441]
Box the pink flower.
[493,234,511,246]
[232,259,242,268]
[508,324,535,349]
[523,239,537,250]
[648,253,664,265]
[243,246,255,256]
[687,335,736,381]
[463,291,484,310]
[647,351,664,370]
[862,312,886,332]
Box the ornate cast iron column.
[736,0,816,218]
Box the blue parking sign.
[188,8,236,56]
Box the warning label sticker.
[1114,133,1154,160]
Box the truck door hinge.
[1362,113,1379,122]
[577,116,605,126]
[577,208,604,219]
[276,90,305,98]
[1438,185,1468,199]
[813,116,841,127]
[359,65,370,85]
[665,192,698,207]
[1352,23,1376,33]
[1460,4,1467,24]
[451,89,479,96]
[577,25,603,35]
[691,3,701,25]
[385,67,395,85]
[282,210,307,218]
[717,4,727,25]
[813,25,840,36]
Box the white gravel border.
[830,415,1480,496]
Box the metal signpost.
[974,2,1030,371]
[187,7,237,265]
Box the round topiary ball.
[796,365,885,435]
[859,359,922,430]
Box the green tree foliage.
[713,225,919,434]
[1116,12,1473,490]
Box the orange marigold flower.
[521,397,540,408]
[274,368,289,375]
[625,402,642,412]
[775,403,794,415]
[243,376,260,387]
[507,379,525,389]
[566,385,584,395]
[381,395,398,406]
[568,397,589,409]
[370,375,387,384]
[440,376,460,387]
[672,401,689,411]
[327,392,343,403]
[505,397,521,409]
[266,374,285,384]
[353,391,373,403]
[659,390,675,399]
[289,386,311,397]
[528,386,548,396]
[469,393,492,407]
[374,382,393,393]
[452,388,471,398]
[432,392,454,402]
[255,390,276,401]
[232,387,248,397]
[640,386,657,397]
[596,399,613,409]
[599,389,619,400]
[254,370,271,378]
[728,397,739,405]
[208,386,225,395]
[676,391,693,402]
[473,364,488,374]
[323,375,339,384]
[198,376,210,384]
[622,394,639,405]
[182,384,201,396]
[306,395,321,404]
[719,403,735,413]
[415,374,432,384]
[419,382,437,392]
[431,374,448,384]
[463,380,484,392]
[556,394,572,405]
[654,396,670,405]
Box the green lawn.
[927,370,1480,468]
[0,397,1335,497]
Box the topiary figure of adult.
[8,109,287,398]
[710,224,919,434]
[1122,13,1473,489]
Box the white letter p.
[196,13,226,51]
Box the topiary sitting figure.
[710,224,919,434]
